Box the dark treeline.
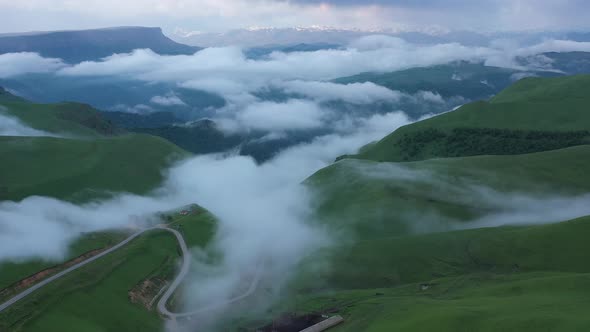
[396,127,590,160]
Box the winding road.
[0,225,261,320]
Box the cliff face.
[0,27,201,63]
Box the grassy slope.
[0,231,177,332]
[0,89,186,202]
[0,90,220,330]
[291,217,590,332]
[309,145,590,238]
[0,134,186,202]
[288,77,590,330]
[0,96,122,137]
[286,143,590,331]
[0,232,127,296]
[353,75,590,162]
[297,272,590,332]
[0,208,216,332]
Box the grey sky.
[0,0,588,34]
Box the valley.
[1,16,590,332]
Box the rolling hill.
[290,217,590,332]
[0,89,187,202]
[0,88,216,332]
[3,67,590,331]
[349,74,590,162]
[1,100,123,137]
[0,134,186,202]
[267,75,590,332]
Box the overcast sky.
[0,0,588,34]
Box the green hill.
[275,75,590,332]
[1,90,123,137]
[0,89,188,202]
[350,75,590,162]
[286,146,590,332]
[308,145,590,239]
[0,134,186,202]
[289,217,590,332]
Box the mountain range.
[171,26,590,47]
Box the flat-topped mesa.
[0,26,201,63]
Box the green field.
[351,75,590,162]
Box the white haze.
[234,99,325,131]
[350,160,590,232]
[277,80,403,104]
[0,109,412,262]
[0,109,414,330]
[0,110,56,137]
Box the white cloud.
[278,80,403,104]
[235,99,326,131]
[180,77,257,105]
[0,52,65,78]
[415,90,445,104]
[485,39,590,69]
[0,106,415,330]
[0,110,56,137]
[57,39,491,82]
[109,103,155,114]
[0,107,412,263]
[45,36,590,133]
[150,93,187,106]
[0,195,179,261]
[55,36,590,90]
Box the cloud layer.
[3,35,590,135]
[0,52,65,78]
